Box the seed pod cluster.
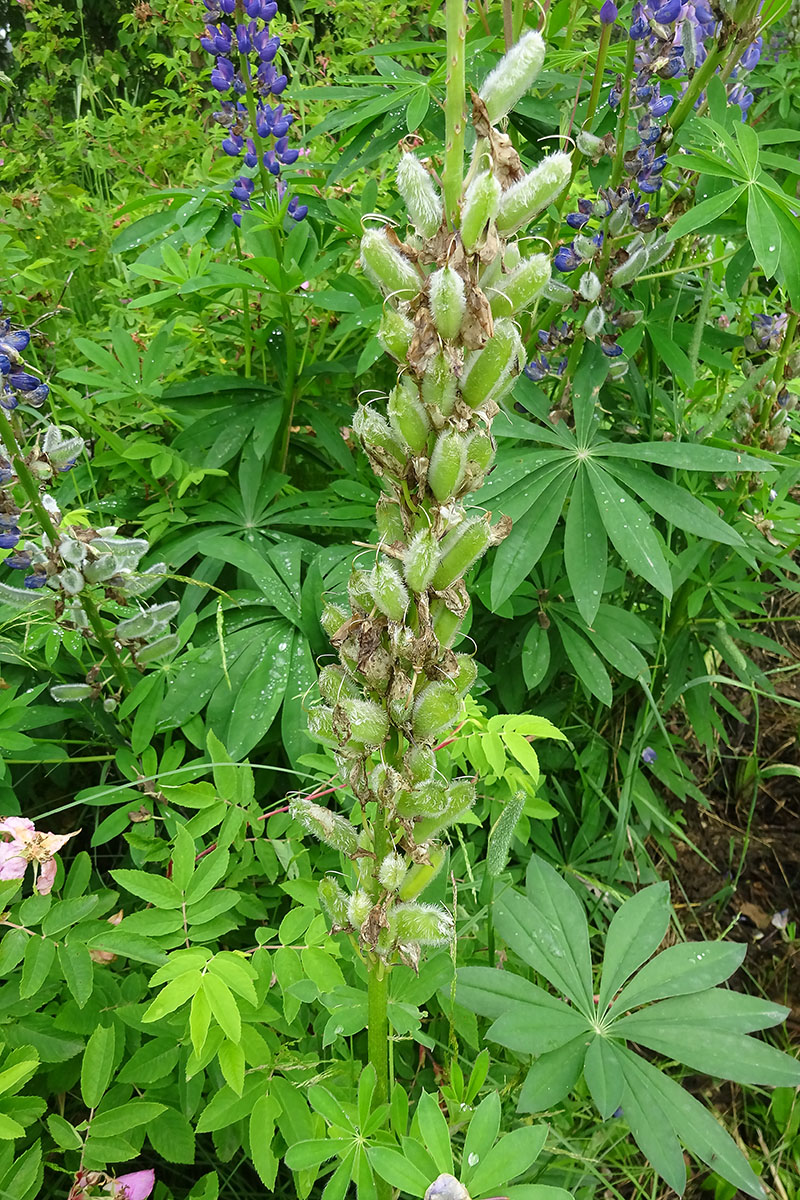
[292,29,563,969]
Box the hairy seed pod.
[584,305,605,337]
[307,705,338,747]
[429,266,466,341]
[397,153,443,239]
[51,683,94,702]
[137,634,181,663]
[360,228,420,300]
[608,204,631,237]
[428,429,468,502]
[611,246,648,287]
[544,278,574,304]
[319,876,350,926]
[378,852,408,892]
[496,151,571,234]
[394,780,448,818]
[348,889,373,929]
[431,598,465,648]
[349,568,375,613]
[404,528,440,593]
[319,664,361,704]
[398,847,445,900]
[479,29,546,123]
[412,682,461,742]
[490,253,551,317]
[574,233,599,260]
[452,652,478,695]
[460,171,502,252]
[389,901,454,946]
[465,430,495,473]
[369,559,409,621]
[320,600,348,637]
[379,307,415,361]
[341,698,389,747]
[352,405,405,466]
[645,236,672,268]
[405,743,436,782]
[461,318,524,409]
[387,670,415,725]
[376,495,405,544]
[370,762,401,803]
[504,241,522,271]
[422,353,458,417]
[432,516,492,590]
[388,378,431,454]
[290,798,359,855]
[578,271,602,302]
[415,777,476,840]
[576,130,606,158]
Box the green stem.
[367,795,391,1200]
[668,41,723,132]
[759,310,798,426]
[502,0,513,50]
[442,0,467,228]
[233,229,253,380]
[609,36,636,189]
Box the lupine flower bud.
[422,353,458,417]
[321,602,348,637]
[352,405,405,467]
[378,852,408,891]
[348,889,373,929]
[319,664,361,704]
[412,682,461,741]
[340,698,389,747]
[490,253,551,317]
[369,559,409,621]
[360,229,420,301]
[405,744,436,782]
[578,271,602,302]
[479,29,546,124]
[399,847,445,900]
[376,496,405,544]
[496,151,571,234]
[611,245,648,287]
[584,306,605,336]
[319,876,350,925]
[461,318,524,409]
[396,154,443,239]
[403,528,441,594]
[432,515,492,590]
[378,308,415,361]
[452,652,478,695]
[460,171,502,252]
[600,0,618,23]
[290,798,359,854]
[429,266,467,341]
[388,378,431,454]
[428,430,468,503]
[389,901,453,946]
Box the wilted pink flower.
[109,1171,155,1200]
[0,816,79,894]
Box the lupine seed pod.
[429,266,467,341]
[574,233,599,260]
[405,743,436,782]
[376,495,405,543]
[83,555,117,584]
[452,652,478,694]
[611,245,649,287]
[136,634,181,663]
[396,153,443,239]
[307,705,338,747]
[576,130,606,158]
[422,353,458,417]
[352,405,405,466]
[544,278,574,303]
[369,559,409,621]
[51,683,94,702]
[504,241,522,271]
[416,777,476,839]
[412,681,462,742]
[428,429,468,503]
[360,228,420,301]
[378,852,408,891]
[370,762,401,803]
[578,271,602,302]
[608,204,631,237]
[290,798,359,855]
[465,430,495,473]
[460,170,502,252]
[395,780,448,818]
[431,598,465,647]
[319,664,361,704]
[403,528,441,593]
[341,698,389,747]
[319,876,350,926]
[348,889,373,928]
[349,568,376,613]
[478,29,546,123]
[460,318,524,408]
[398,847,445,900]
[645,236,672,267]
[489,253,551,317]
[432,515,492,590]
[388,901,453,945]
[496,151,571,234]
[388,378,431,454]
[584,305,605,337]
[379,307,415,361]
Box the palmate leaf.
[563,467,607,625]
[597,881,670,1011]
[586,463,673,598]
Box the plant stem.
[609,36,636,189]
[502,0,513,50]
[367,960,390,1107]
[668,41,722,132]
[233,228,253,379]
[443,0,467,228]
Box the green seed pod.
[490,253,551,317]
[290,798,359,855]
[340,697,389,747]
[431,598,465,648]
[576,130,606,158]
[504,241,522,271]
[348,889,373,929]
[379,307,415,361]
[51,683,94,703]
[388,901,454,946]
[496,151,572,235]
[397,153,443,239]
[387,671,416,726]
[405,743,436,783]
[452,652,478,695]
[429,266,466,341]
[465,430,495,473]
[415,777,476,840]
[349,568,375,613]
[645,236,671,268]
[388,377,431,455]
[321,601,349,638]
[395,779,448,818]
[611,246,648,287]
[578,271,602,302]
[307,705,338,747]
[378,852,408,892]
[460,171,502,252]
[608,203,631,237]
[319,876,350,926]
[544,278,574,304]
[352,405,405,466]
[137,633,181,663]
[422,353,458,418]
[428,430,468,503]
[574,234,599,261]
[479,29,546,123]
[360,228,420,301]
[376,496,405,544]
[403,528,440,594]
[412,682,461,742]
[398,847,445,900]
[369,559,409,621]
[461,318,524,409]
[370,762,401,803]
[319,664,361,704]
[584,305,605,337]
[432,516,492,590]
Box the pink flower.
[110,1171,155,1200]
[0,816,79,894]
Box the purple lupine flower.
[641,746,657,764]
[654,0,681,23]
[566,211,591,229]
[0,529,20,549]
[600,0,618,22]
[554,244,583,272]
[524,355,551,382]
